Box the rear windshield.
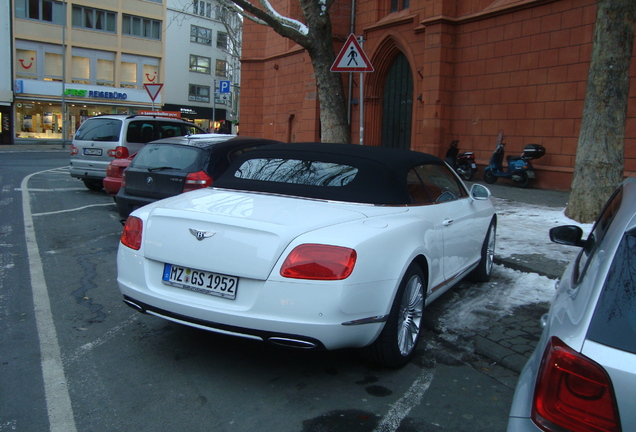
[75,118,122,142]
[131,144,204,171]
[234,158,358,187]
[587,229,636,354]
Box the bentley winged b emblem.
[189,228,216,241]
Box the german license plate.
[162,264,238,299]
[83,148,102,156]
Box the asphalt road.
[1,150,518,432]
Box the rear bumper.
[116,247,391,351]
[123,295,327,349]
[69,160,109,180]
[115,190,157,218]
[103,177,121,196]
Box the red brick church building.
[239,0,635,190]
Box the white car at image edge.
[117,142,496,368]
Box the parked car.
[115,135,279,219]
[103,153,135,197]
[117,142,496,368]
[70,114,205,191]
[507,177,636,431]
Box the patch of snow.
[493,197,593,264]
[435,198,594,337]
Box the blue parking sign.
[219,80,231,93]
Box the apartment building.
[11,0,240,143]
[13,0,164,143]
[164,0,241,133]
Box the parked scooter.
[445,137,477,181]
[483,131,545,188]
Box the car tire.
[483,168,497,184]
[83,179,104,191]
[469,219,496,282]
[363,263,426,368]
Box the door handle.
[443,219,454,226]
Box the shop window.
[122,14,161,40]
[72,56,90,84]
[16,49,38,79]
[96,59,114,86]
[44,52,63,81]
[215,59,227,77]
[121,62,138,88]
[72,5,116,32]
[217,32,228,50]
[189,84,210,103]
[191,25,212,45]
[190,55,211,74]
[15,0,64,24]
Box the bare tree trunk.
[306,31,350,143]
[223,0,351,144]
[566,0,636,223]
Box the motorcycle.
[483,131,545,188]
[445,137,477,181]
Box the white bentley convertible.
[117,142,496,368]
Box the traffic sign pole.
[331,35,373,145]
[358,37,364,146]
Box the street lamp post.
[61,0,67,148]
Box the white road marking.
[372,368,434,432]
[17,188,87,192]
[21,168,77,432]
[65,314,138,365]
[33,202,115,217]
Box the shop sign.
[64,89,88,97]
[62,88,128,100]
[88,90,128,100]
[138,110,181,118]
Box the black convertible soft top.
[213,142,445,205]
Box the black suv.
[115,135,279,219]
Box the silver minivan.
[69,115,204,190]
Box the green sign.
[64,89,88,97]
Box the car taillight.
[280,244,356,280]
[121,216,143,250]
[532,336,621,432]
[183,171,213,192]
[121,170,127,188]
[70,145,78,156]
[107,146,129,158]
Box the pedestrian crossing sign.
[331,34,374,72]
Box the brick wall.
[240,0,635,190]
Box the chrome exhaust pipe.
[123,299,145,313]
[268,337,318,349]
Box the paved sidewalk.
[470,182,570,374]
[0,143,69,152]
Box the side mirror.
[549,225,585,247]
[470,184,491,200]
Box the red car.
[103,147,135,197]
